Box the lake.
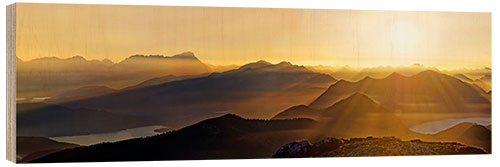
[51,125,168,146]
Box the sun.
[390,21,419,55]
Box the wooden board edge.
[6,3,17,163]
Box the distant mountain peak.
[126,52,199,60]
[415,69,440,76]
[33,57,61,61]
[238,60,272,70]
[256,60,271,64]
[172,52,198,59]
[277,61,293,66]
[68,55,86,61]
[346,92,374,103]
[101,58,114,64]
[218,113,245,120]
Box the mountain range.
[308,70,490,126]
[18,60,336,137]
[16,52,210,99]
[55,60,336,129]
[15,54,491,161]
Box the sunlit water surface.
[51,125,167,146]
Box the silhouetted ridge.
[210,113,245,121]
[67,56,86,61]
[31,114,317,162]
[412,70,441,78]
[333,79,354,86]
[285,105,311,112]
[359,76,374,82]
[238,60,272,70]
[277,61,293,66]
[272,105,317,120]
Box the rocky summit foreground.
[272,137,487,158]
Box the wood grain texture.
[6,3,17,163]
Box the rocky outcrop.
[273,137,487,158]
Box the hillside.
[432,123,491,152]
[31,114,319,162]
[319,93,411,137]
[273,136,487,158]
[17,136,79,163]
[48,86,117,103]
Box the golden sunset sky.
[16,3,491,68]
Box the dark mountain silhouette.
[309,70,491,122]
[31,114,319,162]
[17,136,79,163]
[273,136,487,158]
[17,103,149,137]
[58,61,336,128]
[16,52,210,98]
[432,123,491,153]
[47,73,210,104]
